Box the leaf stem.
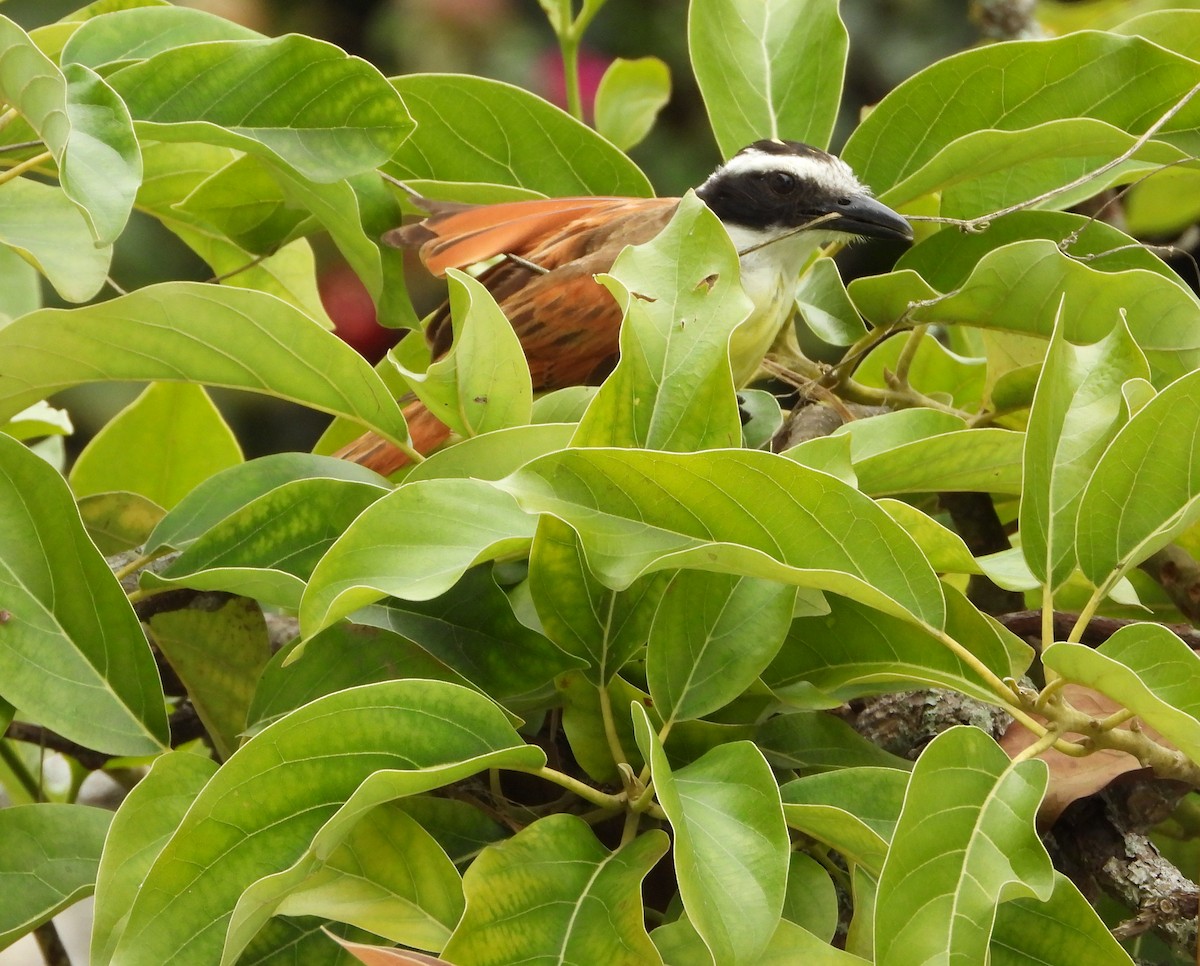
[892,324,927,383]
[1067,586,1106,643]
[125,585,168,605]
[0,108,17,134]
[521,764,625,809]
[0,149,52,186]
[620,807,640,845]
[551,0,605,122]
[1010,722,1063,763]
[0,739,43,803]
[112,550,166,583]
[597,594,630,767]
[561,33,584,121]
[1097,707,1138,731]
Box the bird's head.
[696,139,912,249]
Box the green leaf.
[781,767,908,876]
[405,423,576,484]
[899,210,1184,288]
[0,434,168,756]
[0,175,111,302]
[851,427,1025,497]
[1043,624,1200,765]
[500,448,947,629]
[647,571,794,724]
[878,118,1187,218]
[441,815,667,966]
[146,453,387,555]
[1020,313,1148,589]
[246,623,476,734]
[70,383,242,510]
[0,804,112,947]
[172,154,313,256]
[394,795,507,866]
[795,258,863,346]
[738,388,783,449]
[29,0,173,59]
[245,918,369,964]
[757,711,912,774]
[142,477,387,610]
[0,16,140,244]
[652,916,716,966]
[782,852,838,942]
[529,515,668,685]
[875,727,1053,966]
[531,385,597,424]
[853,240,1200,385]
[108,35,411,183]
[132,145,335,325]
[846,867,876,960]
[300,479,537,635]
[1075,369,1200,589]
[689,0,847,156]
[558,671,652,783]
[147,595,270,760]
[0,244,40,324]
[878,499,980,575]
[574,192,750,449]
[0,282,412,447]
[1114,8,1200,53]
[59,61,142,241]
[654,914,863,966]
[844,32,1200,193]
[91,751,218,964]
[386,73,653,197]
[763,920,871,964]
[594,56,670,151]
[77,491,164,555]
[634,704,789,966]
[106,680,543,965]
[991,872,1134,965]
[353,566,579,709]
[61,5,261,68]
[227,803,464,955]
[394,269,532,438]
[266,165,414,328]
[1126,165,1200,236]
[764,587,1026,708]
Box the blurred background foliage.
[1,0,1190,457]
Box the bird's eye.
[767,171,797,194]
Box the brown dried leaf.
[1000,684,1162,823]
[325,931,453,966]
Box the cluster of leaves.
[2,0,1200,963]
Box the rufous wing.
[336,195,680,472]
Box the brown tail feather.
[333,400,452,476]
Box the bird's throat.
[726,226,826,386]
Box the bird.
[335,139,912,475]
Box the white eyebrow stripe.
[705,150,867,197]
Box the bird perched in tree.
[336,139,912,475]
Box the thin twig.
[0,149,52,186]
[208,251,271,285]
[736,212,840,256]
[33,921,70,966]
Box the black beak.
[830,194,912,243]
